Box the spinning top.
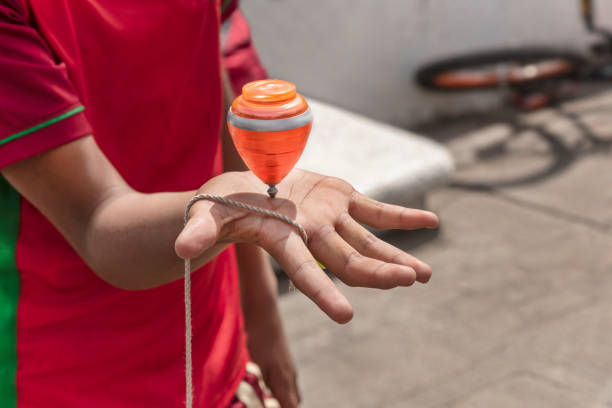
[227,79,313,198]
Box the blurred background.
[243,0,612,126]
[240,1,612,407]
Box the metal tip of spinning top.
[267,185,278,198]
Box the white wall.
[242,0,612,127]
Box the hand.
[175,169,438,323]
[245,302,300,408]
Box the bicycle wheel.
[416,48,586,91]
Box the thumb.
[175,203,220,259]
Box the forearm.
[86,73,250,289]
[235,243,279,321]
[2,136,228,290]
[84,188,228,290]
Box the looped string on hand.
[183,194,307,408]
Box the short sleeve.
[221,9,268,95]
[0,0,92,168]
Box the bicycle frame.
[581,0,594,30]
[580,0,612,47]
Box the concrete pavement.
[278,88,612,407]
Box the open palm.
[175,169,438,323]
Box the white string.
[184,258,193,408]
[183,194,308,407]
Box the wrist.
[243,296,283,333]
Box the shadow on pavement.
[414,87,612,192]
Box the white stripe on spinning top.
[227,107,313,132]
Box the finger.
[267,369,299,408]
[336,214,433,283]
[295,375,302,405]
[349,191,439,230]
[309,226,417,289]
[267,232,354,324]
[174,200,220,259]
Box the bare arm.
[1,136,226,290]
[3,123,438,323]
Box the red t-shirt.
[0,0,266,406]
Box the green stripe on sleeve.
[0,176,20,407]
[0,105,85,147]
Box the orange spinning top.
[227,79,313,198]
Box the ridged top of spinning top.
[243,80,296,103]
[231,79,308,120]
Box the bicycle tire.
[416,48,586,91]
